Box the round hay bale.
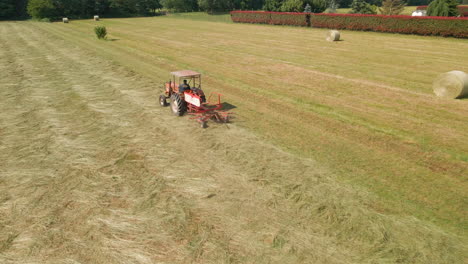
[94,15,99,21]
[326,30,340,42]
[63,18,69,23]
[433,71,468,99]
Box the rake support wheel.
[159,95,168,107]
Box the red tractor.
[159,70,230,128]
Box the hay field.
[0,15,467,263]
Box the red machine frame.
[185,91,230,127]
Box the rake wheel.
[159,95,168,107]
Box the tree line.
[0,0,463,20]
[0,0,163,19]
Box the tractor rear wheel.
[159,95,168,107]
[170,93,186,116]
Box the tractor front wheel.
[159,95,168,107]
[170,93,186,116]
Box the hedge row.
[230,11,309,26]
[270,12,309,26]
[230,11,468,38]
[312,13,468,38]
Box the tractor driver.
[179,79,191,93]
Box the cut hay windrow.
[433,71,468,99]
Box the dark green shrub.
[305,0,328,13]
[280,0,304,12]
[27,0,56,19]
[94,26,107,39]
[263,0,283,11]
[427,0,459,16]
[350,0,377,14]
[161,0,198,12]
[379,0,406,15]
[198,0,233,12]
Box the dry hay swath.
[326,30,340,42]
[433,71,468,99]
[63,17,69,23]
[94,15,100,21]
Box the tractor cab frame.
[169,70,202,93]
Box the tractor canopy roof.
[171,70,201,78]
